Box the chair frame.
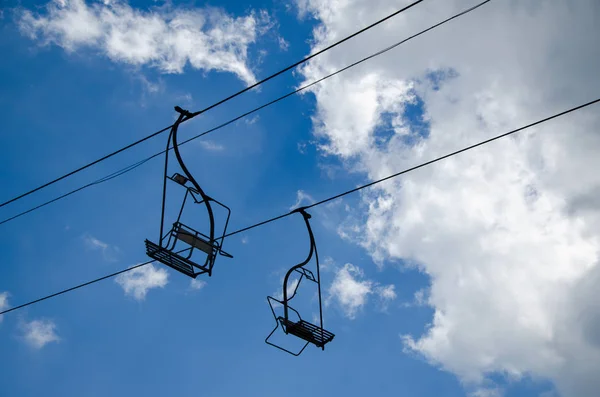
[265,208,334,356]
[145,106,232,278]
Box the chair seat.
[175,229,216,255]
[279,318,335,348]
[145,239,207,278]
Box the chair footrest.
[279,318,335,348]
[145,240,207,278]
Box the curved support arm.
[159,112,186,245]
[281,208,316,321]
[171,107,216,248]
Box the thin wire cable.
[0,0,492,226]
[187,0,425,118]
[0,0,426,210]
[0,157,153,226]
[0,260,154,315]
[3,96,597,317]
[303,97,600,209]
[0,126,173,210]
[212,96,600,237]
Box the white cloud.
[198,140,225,151]
[278,36,289,51]
[115,264,168,300]
[0,292,9,322]
[289,189,316,210]
[328,264,372,318]
[298,0,600,395]
[470,388,503,397]
[18,0,271,85]
[83,234,107,251]
[189,279,206,291]
[22,319,60,349]
[376,284,397,301]
[320,256,335,272]
[274,277,301,301]
[82,233,119,262]
[137,74,162,94]
[297,142,308,154]
[413,288,427,306]
[286,278,300,297]
[245,115,260,125]
[401,288,429,308]
[175,93,194,105]
[327,263,396,319]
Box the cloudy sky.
[1,0,599,396]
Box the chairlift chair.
[265,208,335,356]
[145,106,233,278]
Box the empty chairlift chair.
[145,106,233,278]
[266,208,334,356]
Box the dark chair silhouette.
[145,107,232,278]
[265,208,334,355]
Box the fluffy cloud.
[273,277,301,302]
[278,36,289,51]
[115,264,168,300]
[328,263,396,318]
[198,140,225,152]
[298,0,600,395]
[376,284,397,301]
[189,279,206,291]
[470,389,503,397]
[18,0,271,84]
[83,234,108,251]
[289,189,316,210]
[0,292,9,322]
[22,319,60,349]
[83,233,119,262]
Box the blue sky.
[1,1,599,397]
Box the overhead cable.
[0,0,493,226]
[0,0,426,209]
[2,96,598,316]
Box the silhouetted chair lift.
[145,106,233,278]
[266,208,335,356]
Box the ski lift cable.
[0,259,157,316]
[1,96,597,317]
[0,0,494,226]
[0,0,426,210]
[0,157,155,226]
[224,97,600,238]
